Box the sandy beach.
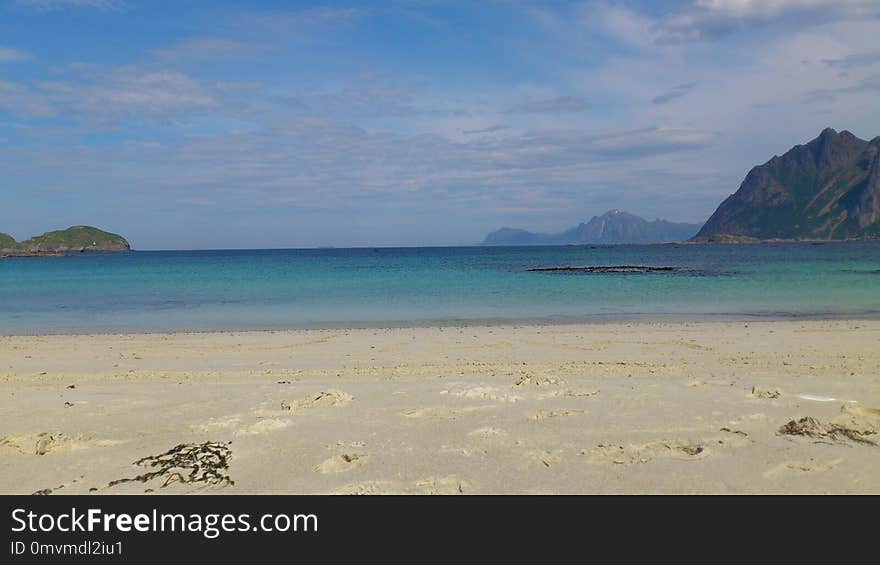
[1,320,878,494]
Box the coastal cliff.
[694,128,880,241]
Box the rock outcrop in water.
[0,226,131,257]
[484,210,701,245]
[694,128,880,241]
[527,265,679,273]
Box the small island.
[0,226,131,258]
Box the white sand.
[1,320,879,494]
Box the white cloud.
[695,0,877,18]
[0,46,30,62]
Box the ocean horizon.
[2,241,879,334]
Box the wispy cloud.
[0,64,225,121]
[507,96,589,114]
[3,121,719,211]
[151,38,271,63]
[0,46,31,62]
[653,83,697,105]
[822,52,880,69]
[653,0,880,44]
[15,0,124,10]
[462,125,509,135]
[805,74,880,103]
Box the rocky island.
[0,226,131,258]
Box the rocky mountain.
[0,226,131,257]
[695,128,880,241]
[483,210,701,246]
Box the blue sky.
[2,0,879,249]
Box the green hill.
[21,226,130,252]
[1,226,131,256]
[0,232,17,250]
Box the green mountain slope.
[0,232,17,250]
[695,128,880,241]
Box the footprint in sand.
[585,439,708,465]
[333,481,403,495]
[1,433,71,455]
[0,433,122,455]
[195,414,292,436]
[194,415,243,433]
[401,405,496,419]
[467,426,507,438]
[711,429,752,448]
[236,418,293,436]
[537,389,600,400]
[528,408,585,420]
[314,453,369,474]
[441,385,522,403]
[513,375,566,387]
[763,458,844,479]
[282,390,354,413]
[31,475,87,496]
[749,387,782,399]
[35,433,70,455]
[414,475,470,494]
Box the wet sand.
[1,320,878,494]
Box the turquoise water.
[1,242,879,333]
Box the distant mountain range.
[485,128,880,246]
[483,210,701,245]
[0,226,131,258]
[695,128,880,241]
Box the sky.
[1,0,879,249]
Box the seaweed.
[778,417,876,446]
[107,442,233,489]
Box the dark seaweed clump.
[107,442,233,489]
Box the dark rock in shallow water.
[527,265,679,273]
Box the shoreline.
[4,310,880,337]
[2,319,879,494]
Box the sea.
[1,242,879,334]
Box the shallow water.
[1,242,879,333]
